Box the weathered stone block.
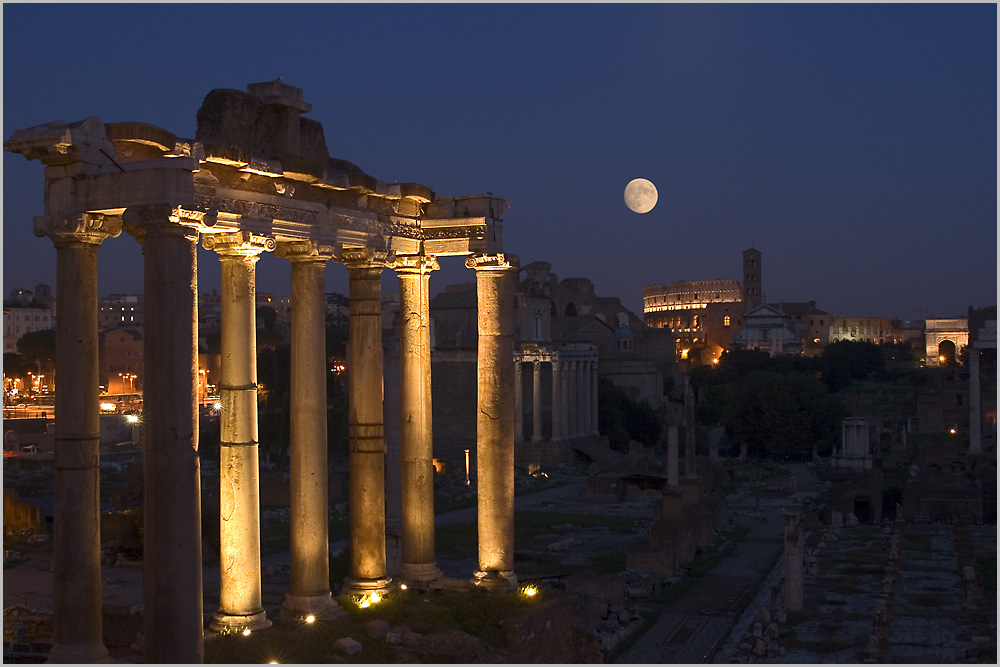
[334,637,362,655]
[367,619,389,639]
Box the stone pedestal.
[342,249,392,596]
[36,214,120,664]
[681,475,700,508]
[278,243,345,621]
[207,232,274,633]
[395,256,443,583]
[467,254,517,590]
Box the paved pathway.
[615,464,818,664]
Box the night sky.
[3,3,996,320]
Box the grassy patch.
[204,587,546,663]
[654,524,750,604]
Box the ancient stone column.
[275,242,345,621]
[783,512,803,611]
[667,425,679,490]
[35,213,120,664]
[591,359,599,436]
[581,360,593,436]
[395,255,443,583]
[567,360,578,439]
[206,231,274,633]
[342,248,392,596]
[969,346,981,455]
[514,356,524,443]
[124,205,206,663]
[467,254,518,590]
[551,360,562,442]
[531,360,543,443]
[560,360,571,440]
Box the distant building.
[731,304,803,355]
[98,293,143,332]
[98,327,143,394]
[3,300,54,354]
[924,318,969,366]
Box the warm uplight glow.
[370,591,382,604]
[355,590,385,608]
[521,584,539,597]
[214,402,222,410]
[680,349,689,360]
[711,358,718,365]
[242,628,252,636]
[400,583,408,590]
[305,615,315,624]
[100,402,116,411]
[359,598,370,608]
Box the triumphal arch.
[5,80,519,663]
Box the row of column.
[513,358,599,444]
[38,204,519,663]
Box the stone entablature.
[5,81,507,262]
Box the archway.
[564,302,577,316]
[937,339,957,365]
[853,496,871,523]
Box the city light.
[242,628,252,637]
[399,583,408,590]
[126,414,140,424]
[304,615,315,624]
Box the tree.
[256,305,277,331]
[598,378,659,452]
[821,340,884,391]
[16,329,55,369]
[723,370,844,458]
[3,352,33,383]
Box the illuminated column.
[124,206,205,663]
[551,360,562,442]
[395,255,443,583]
[514,357,524,444]
[591,359,599,436]
[467,254,518,590]
[969,346,982,455]
[342,248,392,596]
[35,213,119,664]
[276,242,345,621]
[206,231,274,634]
[531,360,543,443]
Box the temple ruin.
[4,80,519,663]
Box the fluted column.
[551,360,562,442]
[276,242,345,621]
[206,230,274,633]
[35,213,120,664]
[581,360,592,436]
[342,248,392,596]
[514,357,524,443]
[590,359,601,438]
[531,360,543,443]
[567,360,578,439]
[395,255,443,583]
[467,254,518,590]
[124,205,206,662]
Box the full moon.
[624,178,658,214]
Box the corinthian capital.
[340,247,395,270]
[465,253,518,271]
[34,213,122,246]
[202,230,276,256]
[273,240,338,263]
[393,254,440,275]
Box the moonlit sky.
[3,3,996,320]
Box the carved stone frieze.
[274,240,338,262]
[202,230,276,256]
[341,247,395,270]
[465,253,518,271]
[122,204,220,245]
[33,212,122,246]
[393,255,440,275]
[193,194,322,226]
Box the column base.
[47,641,113,664]
[279,592,347,623]
[341,576,392,598]
[470,570,517,591]
[398,562,443,583]
[208,610,271,635]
